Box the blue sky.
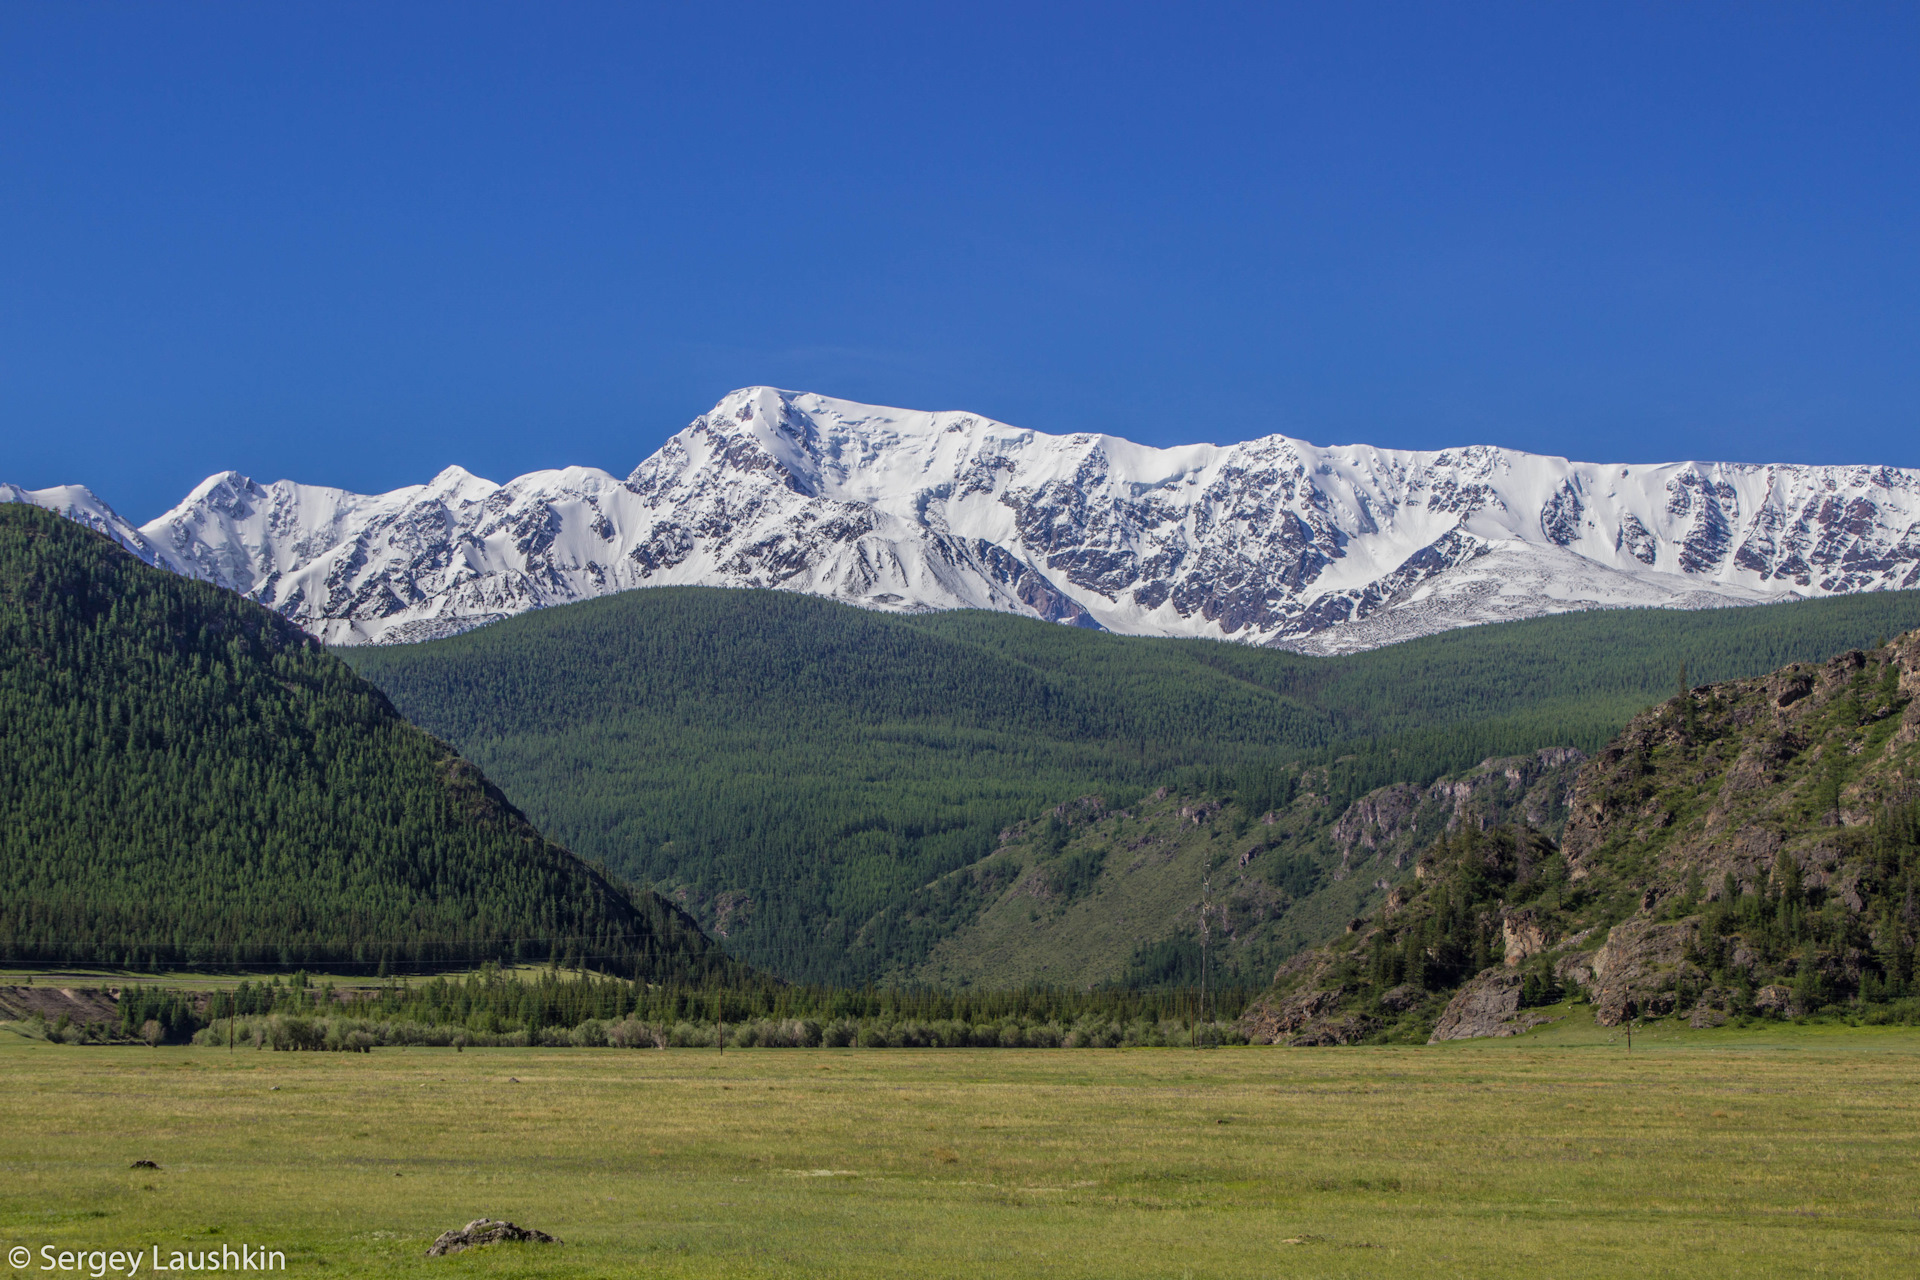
[3,2,1916,521]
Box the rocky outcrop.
[1331,749,1585,880]
[1564,634,1920,906]
[1241,985,1344,1043]
[1329,783,1424,868]
[1688,1001,1729,1028]
[1587,918,1698,1026]
[1501,908,1548,967]
[1427,969,1556,1042]
[426,1220,559,1258]
[1251,632,1920,1043]
[0,985,121,1024]
[1284,1014,1381,1047]
[1240,952,1384,1045]
[1621,640,1918,1010]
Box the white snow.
[10,387,1920,651]
[0,481,184,569]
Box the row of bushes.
[185,1013,1253,1051]
[23,1013,117,1044]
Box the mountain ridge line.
[6,386,1919,652]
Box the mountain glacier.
[7,387,1919,652]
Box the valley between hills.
[9,453,1920,1280]
[341,577,1920,999]
[8,493,1920,1053]
[13,11,1920,1276]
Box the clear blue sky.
[3,2,1916,521]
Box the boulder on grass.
[426,1219,559,1257]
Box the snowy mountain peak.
[423,464,495,493]
[0,481,181,569]
[10,389,1920,650]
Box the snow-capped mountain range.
[8,387,1920,652]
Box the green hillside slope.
[1246,630,1920,1044]
[0,505,727,979]
[905,749,1585,990]
[342,583,1920,984]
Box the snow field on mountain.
[7,386,1919,648]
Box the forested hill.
[1247,629,1920,1045]
[0,504,729,978]
[342,583,1920,984]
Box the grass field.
[2,1015,1916,1279]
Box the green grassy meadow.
[3,1019,1917,1279]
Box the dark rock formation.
[426,1220,559,1258]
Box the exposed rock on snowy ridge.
[0,482,180,569]
[7,387,1920,649]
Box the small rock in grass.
[130,1160,160,1170]
[425,1219,559,1257]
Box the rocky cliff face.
[1243,632,1920,1044]
[9,387,1920,649]
[869,750,1588,991]
[1328,747,1584,881]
